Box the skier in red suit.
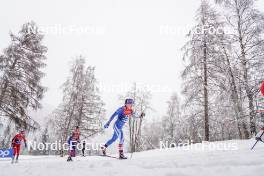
[11,130,27,163]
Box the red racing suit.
[11,133,27,156]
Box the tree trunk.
[222,46,247,139]
[236,4,253,138]
[203,40,209,141]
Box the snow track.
[1,139,264,176]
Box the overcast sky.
[1,0,263,121]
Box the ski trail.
[1,140,264,176]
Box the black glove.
[140,112,146,118]
[104,123,110,129]
[25,142,28,148]
[256,137,262,141]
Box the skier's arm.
[23,136,27,148]
[105,108,122,127]
[22,136,27,142]
[77,133,80,143]
[11,136,16,144]
[11,136,16,147]
[132,111,145,119]
[67,137,71,145]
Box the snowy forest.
[0,0,264,156]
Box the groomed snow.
[1,139,264,176]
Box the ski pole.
[130,112,146,159]
[251,131,264,150]
[81,129,104,141]
[252,140,259,150]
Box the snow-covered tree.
[0,22,47,147]
[162,93,182,144]
[49,56,105,155]
[215,0,264,136]
[182,0,224,141]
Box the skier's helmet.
[125,98,134,105]
[20,130,25,135]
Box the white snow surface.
[1,139,264,176]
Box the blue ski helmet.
[125,98,134,105]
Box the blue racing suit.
[105,106,138,146]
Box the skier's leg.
[105,125,119,146]
[102,125,119,155]
[70,142,76,158]
[118,129,127,159]
[16,154,19,161]
[12,145,17,163]
[16,145,20,162]
[67,142,73,162]
[82,148,85,156]
[72,145,76,157]
[67,150,73,162]
[13,146,16,157]
[13,145,18,156]
[119,128,124,145]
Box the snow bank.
[1,139,263,176]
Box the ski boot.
[67,156,73,162]
[118,144,127,159]
[119,151,127,159]
[11,157,14,164]
[101,144,107,156]
[15,155,19,163]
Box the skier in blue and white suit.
[102,98,145,159]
